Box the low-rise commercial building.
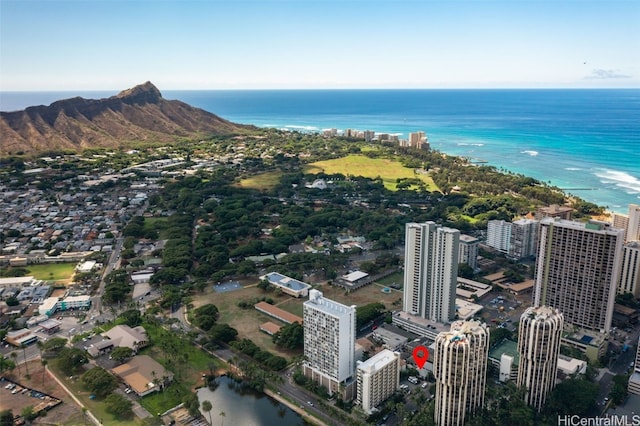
[260,272,311,298]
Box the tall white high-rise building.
[487,220,512,253]
[628,204,640,242]
[356,349,401,414]
[459,234,479,270]
[303,289,356,396]
[611,204,640,243]
[433,320,489,426]
[509,219,539,259]
[517,306,564,412]
[533,218,624,332]
[618,241,640,297]
[403,222,460,323]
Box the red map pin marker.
[413,345,429,369]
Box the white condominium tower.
[629,204,640,242]
[618,241,640,297]
[509,218,539,259]
[356,349,401,414]
[303,289,356,395]
[610,204,640,243]
[459,234,479,270]
[533,218,623,332]
[486,219,512,253]
[403,222,460,323]
[433,320,489,426]
[517,306,564,411]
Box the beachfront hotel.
[403,222,460,324]
[433,320,489,426]
[517,306,564,412]
[303,289,356,398]
[355,349,401,414]
[533,218,623,333]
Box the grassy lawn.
[375,271,404,288]
[312,282,401,312]
[305,154,440,192]
[138,382,190,417]
[276,298,305,318]
[143,217,170,239]
[236,171,283,191]
[192,283,303,358]
[48,360,141,426]
[193,280,405,361]
[25,263,76,281]
[460,214,480,224]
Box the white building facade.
[618,241,640,297]
[303,290,356,396]
[517,306,564,412]
[433,320,489,426]
[533,218,623,332]
[403,222,460,323]
[486,220,512,253]
[355,349,401,414]
[458,234,479,270]
[509,219,539,259]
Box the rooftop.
[488,338,520,366]
[262,272,311,291]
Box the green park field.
[25,263,76,281]
[305,155,440,192]
[236,171,283,191]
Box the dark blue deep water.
[2,89,639,212]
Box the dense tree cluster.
[105,393,133,418]
[103,270,130,304]
[191,304,219,331]
[57,347,88,375]
[231,339,288,371]
[81,367,118,397]
[356,302,386,329]
[272,322,304,350]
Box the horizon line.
[2,86,640,93]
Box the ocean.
[2,89,639,213]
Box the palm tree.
[218,411,225,426]
[41,359,48,386]
[10,352,19,375]
[21,344,29,376]
[201,400,212,425]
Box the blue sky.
[1,0,638,90]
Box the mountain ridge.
[0,81,251,156]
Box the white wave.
[594,169,640,193]
[521,150,539,156]
[470,143,485,147]
[565,167,582,171]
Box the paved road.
[91,237,124,316]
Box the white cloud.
[584,69,632,79]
